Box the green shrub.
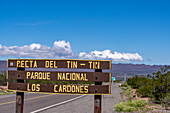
[133,95,136,98]
[121,82,128,87]
[115,99,147,112]
[127,76,153,89]
[127,100,133,106]
[115,80,121,83]
[124,106,136,112]
[125,90,131,96]
[136,85,153,97]
[151,66,170,104]
[125,87,132,96]
[162,92,170,109]
[133,100,147,108]
[115,102,125,112]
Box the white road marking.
[31,95,85,113]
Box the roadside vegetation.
[115,66,170,112]
[0,71,15,95]
[115,82,148,112]
[0,71,7,86]
[0,87,15,95]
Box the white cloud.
[79,50,143,62]
[0,41,143,62]
[0,41,74,58]
[0,45,2,49]
[29,43,41,50]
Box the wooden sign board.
[8,59,111,69]
[8,82,110,95]
[8,71,111,82]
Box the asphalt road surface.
[0,93,79,113]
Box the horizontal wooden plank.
[8,82,110,95]
[8,59,111,69]
[8,71,111,82]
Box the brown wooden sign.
[8,82,110,95]
[8,59,111,69]
[8,71,111,82]
[7,59,111,113]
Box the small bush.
[133,95,136,98]
[124,106,136,112]
[121,87,127,90]
[127,76,153,89]
[134,100,147,108]
[121,82,128,87]
[115,102,125,112]
[115,99,147,112]
[125,90,131,96]
[162,92,170,109]
[127,100,133,106]
[136,85,153,97]
[125,87,132,96]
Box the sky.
[0,0,170,65]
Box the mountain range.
[111,63,165,76]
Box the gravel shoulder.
[103,83,123,113]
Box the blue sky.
[0,0,170,65]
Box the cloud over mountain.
[0,41,143,62]
[79,50,143,62]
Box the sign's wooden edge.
[8,58,111,62]
[109,60,111,70]
[109,73,111,83]
[7,89,111,95]
[7,59,111,69]
[6,69,8,80]
[7,70,111,73]
[7,82,111,95]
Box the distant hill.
[111,63,167,81]
[0,60,7,73]
[0,60,167,77]
[111,63,166,76]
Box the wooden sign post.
[7,59,111,113]
[16,67,25,113]
[94,69,102,113]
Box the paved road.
[40,83,123,113]
[0,93,79,113]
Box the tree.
[152,66,170,108]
